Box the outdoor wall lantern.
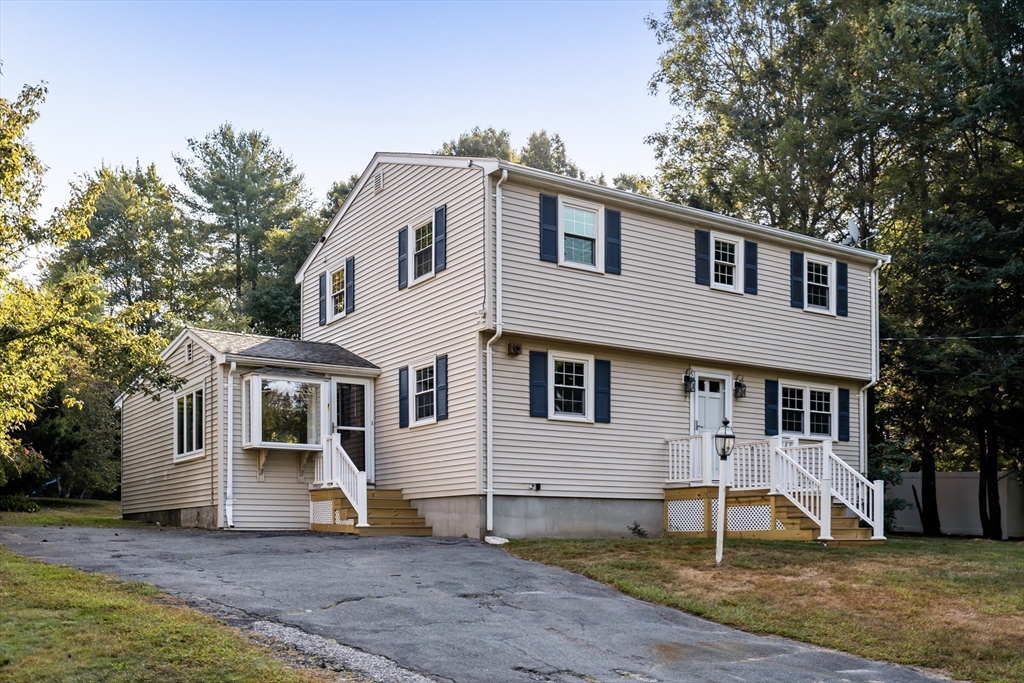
[683,367,696,394]
[715,419,735,565]
[733,376,747,399]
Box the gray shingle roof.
[189,328,377,369]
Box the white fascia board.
[159,328,224,363]
[223,354,382,378]
[295,153,501,284]
[500,162,890,267]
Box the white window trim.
[547,350,595,423]
[804,255,837,316]
[557,196,605,273]
[779,381,837,440]
[709,232,744,294]
[242,372,327,451]
[328,264,346,323]
[408,357,438,428]
[173,387,205,462]
[406,211,437,288]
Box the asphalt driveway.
[1,526,944,683]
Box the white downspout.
[485,169,508,532]
[859,257,888,473]
[226,361,237,527]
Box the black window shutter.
[529,351,548,417]
[595,359,611,423]
[345,257,355,314]
[836,261,849,316]
[764,379,779,435]
[318,272,327,326]
[605,209,621,274]
[744,241,758,294]
[539,194,558,262]
[435,205,447,273]
[436,355,448,420]
[397,227,408,290]
[398,367,409,428]
[838,388,850,441]
[695,230,711,285]
[790,252,804,308]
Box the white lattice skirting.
[710,501,773,532]
[310,499,335,525]
[667,499,706,532]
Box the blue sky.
[1,0,675,218]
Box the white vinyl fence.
[886,471,1023,539]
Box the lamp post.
[714,419,735,565]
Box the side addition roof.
[187,328,378,370]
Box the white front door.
[329,377,375,483]
[690,371,731,480]
[695,377,726,434]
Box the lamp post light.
[714,419,735,565]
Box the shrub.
[0,495,40,513]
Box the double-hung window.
[174,388,204,460]
[557,197,604,271]
[547,352,595,422]
[805,256,835,314]
[711,233,743,292]
[413,362,435,423]
[330,265,346,319]
[400,354,447,428]
[780,383,835,438]
[413,219,434,280]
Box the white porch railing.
[312,434,368,527]
[667,433,885,541]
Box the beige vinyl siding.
[490,335,861,500]
[224,364,314,530]
[121,338,220,515]
[301,162,485,499]
[499,180,875,381]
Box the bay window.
[242,373,324,450]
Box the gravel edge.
[252,620,440,683]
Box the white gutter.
[225,361,236,527]
[484,169,508,532]
[860,256,890,473]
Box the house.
[120,153,890,542]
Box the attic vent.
[373,170,384,194]
[186,342,194,363]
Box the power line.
[881,334,1024,342]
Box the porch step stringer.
[310,488,432,537]
[664,487,882,545]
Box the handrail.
[827,448,885,538]
[312,435,368,527]
[774,446,830,539]
[731,440,773,490]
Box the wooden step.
[366,489,406,500]
[356,525,433,537]
[796,515,862,530]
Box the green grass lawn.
[506,536,1024,683]
[0,498,150,528]
[0,546,339,683]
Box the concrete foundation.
[410,495,663,539]
[409,495,485,538]
[123,505,218,529]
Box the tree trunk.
[920,439,942,535]
[979,415,1003,540]
[977,419,992,538]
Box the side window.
[399,205,447,290]
[399,354,448,428]
[174,388,204,460]
[330,265,346,319]
[712,235,741,292]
